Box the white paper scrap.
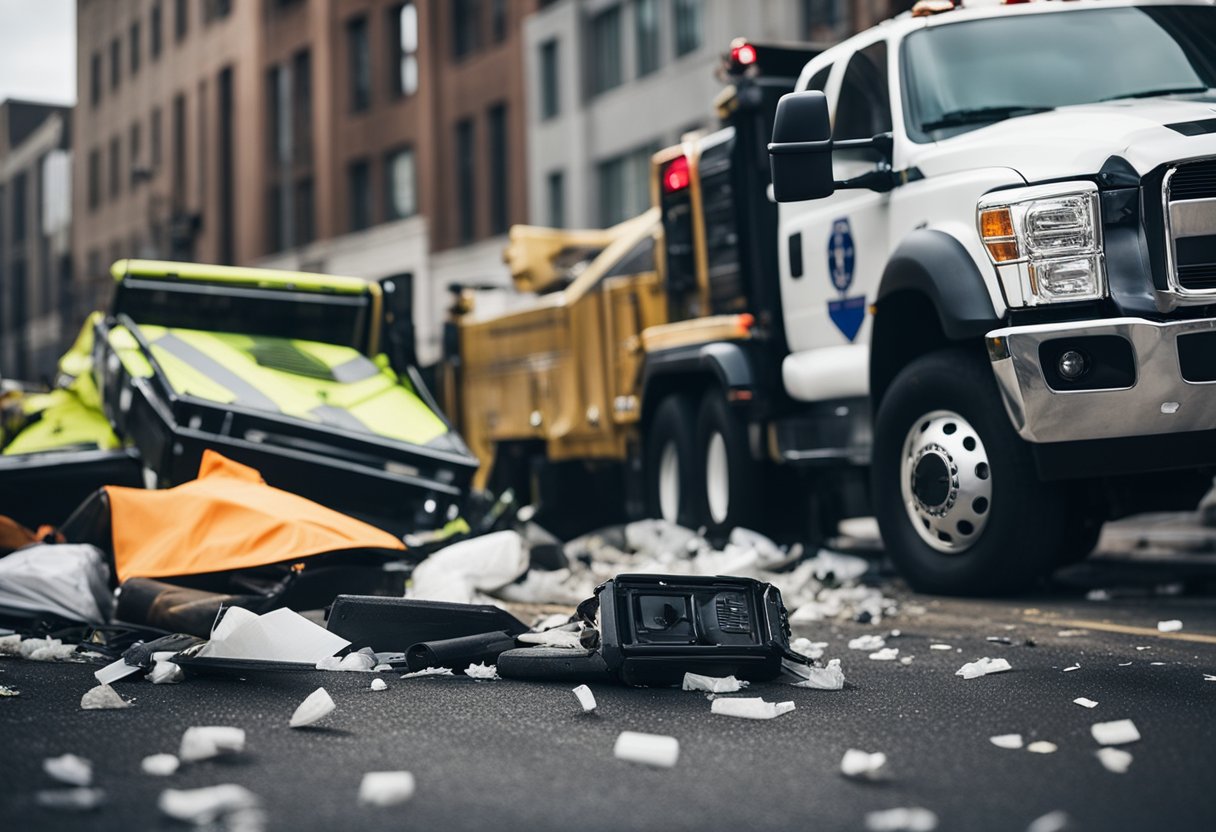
[43,754,92,786]
[929,644,952,651]
[1096,747,1133,773]
[989,734,1023,750]
[1063,664,1081,672]
[141,754,180,776]
[572,684,597,712]
[158,784,259,824]
[80,684,131,710]
[1027,741,1058,754]
[179,726,246,762]
[1157,619,1183,632]
[869,648,899,661]
[955,657,1011,679]
[1091,719,1140,746]
[358,771,416,807]
[1204,674,1216,682]
[400,667,453,679]
[710,697,796,720]
[1026,810,1072,832]
[840,749,886,779]
[147,659,184,685]
[792,659,845,691]
[35,788,106,811]
[848,635,886,651]
[1074,697,1099,709]
[464,662,499,680]
[370,678,388,692]
[198,607,350,664]
[791,638,827,660]
[682,673,748,693]
[865,806,938,831]
[613,731,679,768]
[290,687,335,728]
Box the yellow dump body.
[458,210,667,487]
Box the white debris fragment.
[1074,697,1099,709]
[35,788,106,811]
[900,656,914,666]
[790,638,827,660]
[1119,662,1133,667]
[464,662,499,680]
[0,684,19,696]
[865,806,939,831]
[0,633,21,654]
[613,731,679,768]
[955,657,1011,679]
[141,754,180,776]
[840,749,887,780]
[147,658,184,685]
[1091,719,1140,746]
[158,784,260,824]
[710,697,796,720]
[43,754,93,786]
[408,530,529,604]
[370,678,388,692]
[1150,662,1166,666]
[289,687,336,729]
[929,644,952,651]
[80,684,131,710]
[23,637,81,662]
[373,664,392,672]
[517,627,585,649]
[1026,810,1072,832]
[1086,589,1112,601]
[1096,747,1133,773]
[869,648,899,661]
[1157,619,1183,632]
[338,651,377,672]
[1136,646,1151,651]
[682,673,748,693]
[791,659,846,691]
[1027,741,1058,754]
[572,684,597,713]
[358,771,416,807]
[848,635,886,651]
[1063,664,1081,672]
[179,726,246,762]
[989,734,1023,750]
[1056,630,1088,638]
[400,667,453,679]
[1204,674,1216,682]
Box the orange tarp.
[109,450,405,582]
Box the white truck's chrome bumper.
[988,316,1216,443]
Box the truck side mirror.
[768,91,835,203]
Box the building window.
[452,0,482,60]
[296,177,315,245]
[110,38,121,90]
[130,21,141,75]
[390,3,419,97]
[151,107,163,170]
[172,93,186,204]
[348,159,372,231]
[90,53,102,106]
[129,121,142,186]
[590,6,623,96]
[151,2,163,58]
[204,0,232,22]
[267,185,284,253]
[109,136,122,199]
[88,149,101,211]
[267,65,288,165]
[347,15,371,112]
[488,103,508,234]
[673,0,702,57]
[12,172,26,243]
[293,50,312,165]
[175,0,189,41]
[539,39,559,119]
[598,143,657,226]
[635,0,660,77]
[546,169,565,229]
[455,118,475,242]
[385,147,417,220]
[491,0,507,43]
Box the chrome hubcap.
[900,410,992,554]
[706,432,729,525]
[658,441,680,523]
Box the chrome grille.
[1165,158,1216,295]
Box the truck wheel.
[645,395,699,527]
[873,347,1066,595]
[695,392,758,537]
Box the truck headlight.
[977,183,1105,306]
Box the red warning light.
[732,42,757,67]
[663,156,691,194]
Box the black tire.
[872,347,1068,595]
[694,391,759,537]
[644,394,699,527]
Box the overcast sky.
[0,0,75,106]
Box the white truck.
[762,0,1216,592]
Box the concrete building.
[0,101,73,380]
[522,0,906,230]
[74,0,536,367]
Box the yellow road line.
[1023,615,1216,646]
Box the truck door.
[778,40,893,357]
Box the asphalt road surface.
[2,542,1216,830]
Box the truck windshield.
[903,6,1216,141]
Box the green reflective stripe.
[112,258,373,295]
[330,355,381,384]
[153,332,280,412]
[310,404,372,434]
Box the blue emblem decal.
[828,296,866,343]
[828,218,855,292]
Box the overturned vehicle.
[0,260,478,534]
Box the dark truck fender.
[641,341,757,419]
[871,229,1000,408]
